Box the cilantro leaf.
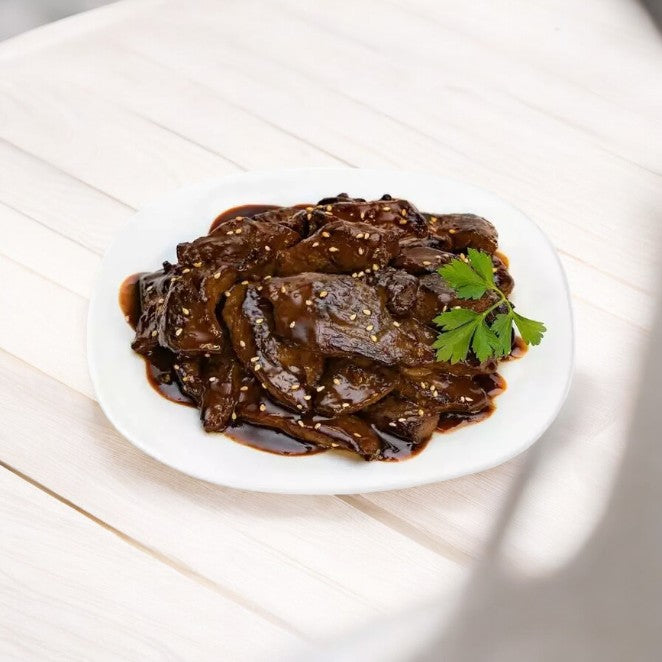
[432,320,479,364]
[471,321,499,362]
[490,313,514,357]
[467,248,495,285]
[433,248,546,363]
[437,260,487,300]
[513,313,546,346]
[432,308,480,330]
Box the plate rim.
[87,167,574,494]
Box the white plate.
[88,168,573,494]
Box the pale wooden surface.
[0,0,660,659]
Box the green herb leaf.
[490,313,514,358]
[433,320,479,364]
[471,321,499,363]
[433,249,546,363]
[513,313,546,346]
[467,248,495,285]
[432,308,480,330]
[437,260,487,300]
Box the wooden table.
[1,1,659,659]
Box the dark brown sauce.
[118,272,143,329]
[227,423,324,456]
[120,202,523,461]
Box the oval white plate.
[88,168,573,494]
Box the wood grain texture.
[0,0,660,658]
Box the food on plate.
[120,193,545,460]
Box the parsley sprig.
[432,249,546,363]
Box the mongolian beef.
[120,193,524,461]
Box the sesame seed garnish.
[365,324,374,331]
[254,363,262,371]
[193,262,202,268]
[362,309,371,316]
[493,267,498,273]
[430,216,438,223]
[264,275,272,280]
[296,404,303,410]
[280,286,287,293]
[322,231,330,238]
[305,299,312,306]
[259,404,266,411]
[382,206,391,211]
[342,403,350,408]
[398,417,406,422]
[314,423,322,430]
[175,328,183,336]
[291,383,300,390]
[421,382,427,388]
[418,409,424,416]
[234,228,242,234]
[312,241,320,247]
[289,321,296,328]
[449,228,457,234]
[326,205,332,211]
[316,385,325,392]
[465,396,473,402]
[351,272,358,278]
[241,280,249,285]
[213,272,221,279]
[333,378,341,385]
[422,261,431,266]
[389,422,396,427]
[304,395,312,401]
[349,313,357,320]
[399,218,407,225]
[353,433,361,438]
[151,330,158,337]
[307,213,312,220]
[226,230,234,235]
[182,307,190,315]
[356,232,364,239]
[240,386,249,391]
[174,364,180,370]
[158,298,164,304]
[297,420,305,427]
[231,412,237,421]
[239,340,246,348]
[224,290,231,297]
[370,334,378,342]
[372,264,379,271]
[400,208,407,216]
[182,268,191,273]
[328,246,339,253]
[460,396,466,402]
[358,248,364,255]
[330,443,340,448]
[265,245,271,252]
[255,318,264,325]
[250,356,259,363]
[393,321,400,327]
[319,291,328,298]
[358,271,365,277]
[306,206,313,211]
[256,286,263,291]
[209,376,218,382]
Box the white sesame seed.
[356,232,364,239]
[421,382,427,388]
[240,385,249,391]
[226,230,234,235]
[193,262,202,268]
[430,216,438,223]
[209,376,218,382]
[362,309,371,316]
[259,404,266,411]
[393,321,400,327]
[234,228,242,234]
[449,228,457,234]
[358,248,364,255]
[291,383,300,390]
[319,291,328,298]
[365,324,374,331]
[342,403,350,408]
[305,299,312,306]
[280,286,287,293]
[296,404,303,410]
[265,245,271,252]
[151,330,158,337]
[349,313,357,320]
[360,211,366,219]
[241,280,249,285]
[372,264,379,271]
[239,340,246,348]
[322,231,330,238]
[264,275,272,280]
[333,378,341,385]
[326,205,332,211]
[254,363,262,372]
[314,423,322,430]
[289,321,296,328]
[297,420,305,427]
[382,206,391,211]
[175,328,183,337]
[370,334,378,342]
[399,218,407,225]
[213,272,221,279]
[389,422,396,427]
[422,261,432,266]
[255,318,264,324]
[312,241,320,247]
[328,246,339,253]
[182,268,191,273]
[250,356,259,363]
[304,395,312,401]
[398,417,406,422]
[231,411,237,420]
[418,409,425,416]
[330,443,339,447]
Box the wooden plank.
[0,466,300,661]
